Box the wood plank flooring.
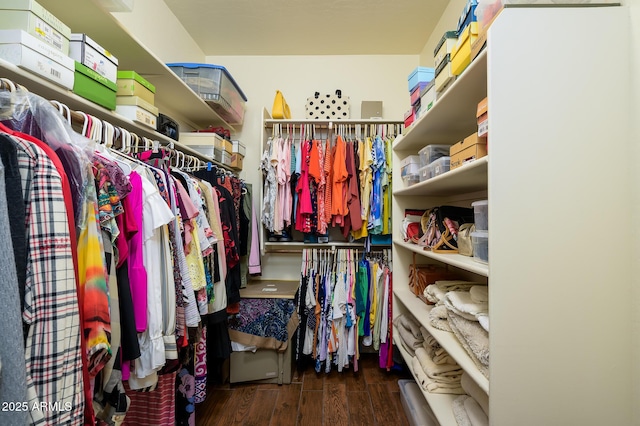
[196,353,412,426]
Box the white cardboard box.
[115,104,157,129]
[0,29,73,89]
[69,33,118,83]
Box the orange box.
[476,97,488,137]
[450,133,487,170]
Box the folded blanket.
[397,314,423,340]
[448,311,489,379]
[429,305,452,332]
[415,347,462,380]
[461,372,489,417]
[453,395,472,426]
[465,396,489,426]
[470,285,489,303]
[444,291,488,322]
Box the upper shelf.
[395,157,488,197]
[37,0,235,132]
[394,50,487,152]
[0,59,235,172]
[265,118,404,125]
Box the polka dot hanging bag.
[305,89,351,119]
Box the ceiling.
[162,0,450,56]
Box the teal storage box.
[408,66,435,93]
[73,61,117,110]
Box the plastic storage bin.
[398,380,440,426]
[472,199,488,231]
[401,162,420,178]
[427,156,451,178]
[418,164,431,182]
[471,230,488,264]
[167,63,247,125]
[419,144,450,167]
[403,173,420,187]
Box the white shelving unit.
[392,7,633,426]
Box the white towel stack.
[410,328,465,394]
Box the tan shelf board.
[395,157,488,197]
[393,239,489,277]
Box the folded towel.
[448,311,490,379]
[477,314,489,333]
[453,395,472,426]
[425,284,446,303]
[398,323,424,355]
[429,305,452,332]
[411,355,429,389]
[465,396,489,426]
[415,347,462,380]
[470,285,489,303]
[436,280,483,292]
[412,356,466,395]
[461,372,489,417]
[397,314,423,340]
[433,347,456,366]
[444,291,488,322]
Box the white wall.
[206,54,418,279]
[419,0,468,66]
[630,0,640,423]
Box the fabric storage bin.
[426,156,450,178]
[471,230,488,263]
[0,29,74,90]
[0,0,71,54]
[418,144,450,167]
[472,200,488,231]
[167,62,247,125]
[69,33,118,83]
[434,54,455,94]
[73,61,117,110]
[434,30,458,69]
[116,70,156,105]
[399,380,440,426]
[451,22,479,76]
[407,66,435,93]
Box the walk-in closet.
[0,0,639,425]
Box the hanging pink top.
[126,171,148,333]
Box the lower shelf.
[394,284,490,394]
[393,238,489,277]
[393,327,458,426]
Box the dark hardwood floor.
[195,353,412,426]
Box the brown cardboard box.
[450,133,487,169]
[477,97,488,137]
[231,153,243,170]
[471,7,503,60]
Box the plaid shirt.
[14,136,84,425]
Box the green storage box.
[73,61,117,110]
[116,70,155,105]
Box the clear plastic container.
[472,199,488,231]
[399,379,439,426]
[167,63,247,124]
[401,162,420,178]
[418,164,431,182]
[427,156,450,178]
[471,230,489,264]
[418,144,450,167]
[403,173,420,186]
